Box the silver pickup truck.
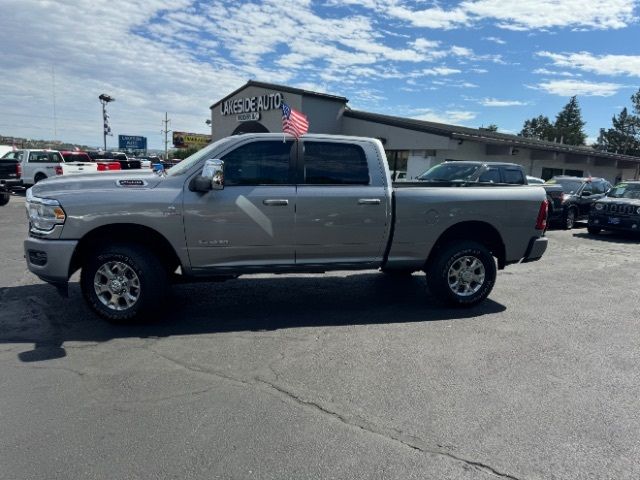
[24,133,548,323]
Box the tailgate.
[61,162,99,175]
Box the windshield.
[417,163,481,181]
[166,137,234,176]
[546,179,583,194]
[607,183,640,199]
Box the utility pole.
[99,94,115,151]
[161,112,171,160]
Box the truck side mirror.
[192,159,224,192]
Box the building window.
[541,168,564,181]
[385,150,409,181]
[564,169,584,177]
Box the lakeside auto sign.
[173,132,212,149]
[220,92,283,118]
[118,135,147,151]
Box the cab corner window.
[303,142,369,185]
[221,140,293,186]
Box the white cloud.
[480,98,530,106]
[355,0,637,31]
[537,51,640,77]
[483,36,506,44]
[532,79,623,96]
[462,0,636,31]
[386,5,469,29]
[412,109,478,124]
[420,67,462,76]
[532,68,580,77]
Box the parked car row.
[0,149,157,190]
[413,161,632,233]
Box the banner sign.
[173,132,212,149]
[118,135,147,150]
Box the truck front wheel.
[81,244,168,323]
[426,241,496,307]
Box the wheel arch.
[69,223,182,277]
[425,221,506,270]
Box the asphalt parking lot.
[1,193,639,480]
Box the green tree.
[484,124,498,132]
[596,107,640,156]
[171,146,200,160]
[519,115,555,140]
[553,96,587,145]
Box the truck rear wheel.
[34,173,47,183]
[80,244,168,323]
[0,192,9,206]
[426,240,496,307]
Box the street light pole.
[98,94,114,151]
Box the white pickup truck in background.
[1,149,106,185]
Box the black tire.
[0,192,9,206]
[563,208,577,230]
[426,240,497,308]
[587,226,601,235]
[34,173,47,183]
[80,243,168,323]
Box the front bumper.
[589,214,640,232]
[521,236,548,263]
[24,237,78,284]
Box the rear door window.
[29,152,51,163]
[478,167,500,183]
[502,168,525,185]
[302,142,369,185]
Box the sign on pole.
[118,135,147,151]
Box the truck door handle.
[263,199,289,206]
[358,198,381,205]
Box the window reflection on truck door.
[182,140,296,271]
[295,141,388,267]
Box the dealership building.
[210,80,640,183]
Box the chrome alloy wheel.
[447,255,485,297]
[93,261,141,311]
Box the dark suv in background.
[588,181,640,235]
[417,161,527,184]
[543,176,612,229]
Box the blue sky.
[1,0,639,149]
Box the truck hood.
[29,170,163,199]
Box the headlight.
[25,189,66,231]
[595,203,604,211]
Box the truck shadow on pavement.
[573,231,640,244]
[0,272,506,363]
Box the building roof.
[210,80,349,110]
[344,109,640,163]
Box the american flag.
[281,102,309,138]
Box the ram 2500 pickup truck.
[24,133,548,323]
